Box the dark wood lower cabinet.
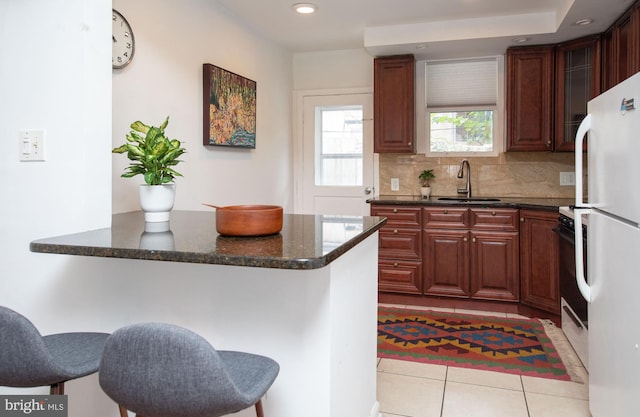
[470,231,520,301]
[374,205,558,320]
[371,205,423,294]
[423,229,469,298]
[423,208,520,303]
[519,210,560,314]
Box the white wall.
[0,0,113,412]
[293,48,373,91]
[0,1,293,415]
[0,0,112,325]
[113,0,293,212]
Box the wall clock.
[112,9,135,69]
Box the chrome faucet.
[457,159,472,198]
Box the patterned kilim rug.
[378,306,572,381]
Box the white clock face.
[112,9,134,69]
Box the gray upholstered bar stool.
[99,323,280,417]
[0,305,110,395]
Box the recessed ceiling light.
[511,37,530,44]
[573,18,594,26]
[293,3,317,14]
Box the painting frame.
[202,63,257,148]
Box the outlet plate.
[560,171,575,186]
[390,178,400,191]
[20,129,45,161]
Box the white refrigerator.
[574,71,640,417]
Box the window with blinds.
[425,57,502,155]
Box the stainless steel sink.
[437,197,501,203]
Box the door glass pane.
[315,105,363,186]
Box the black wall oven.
[555,209,589,369]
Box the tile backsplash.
[379,152,586,198]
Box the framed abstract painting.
[202,63,256,148]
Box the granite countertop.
[30,211,387,270]
[368,195,574,212]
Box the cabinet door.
[469,231,520,301]
[602,28,615,91]
[506,46,555,151]
[373,55,415,153]
[519,210,560,314]
[554,35,601,152]
[423,229,470,298]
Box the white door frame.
[292,87,379,214]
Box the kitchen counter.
[369,195,573,212]
[30,210,386,270]
[29,210,384,417]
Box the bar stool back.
[0,305,109,395]
[99,322,280,417]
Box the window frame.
[425,56,505,157]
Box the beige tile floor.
[377,304,591,417]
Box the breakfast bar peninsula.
[30,210,386,417]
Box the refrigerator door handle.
[573,116,593,303]
[574,114,593,208]
[573,208,591,303]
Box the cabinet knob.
[408,142,412,146]
[472,237,477,243]
[393,208,398,213]
[444,210,448,214]
[520,217,525,222]
[547,140,552,146]
[464,237,468,242]
[393,229,398,234]
[492,211,496,216]
[393,262,398,267]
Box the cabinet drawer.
[470,208,518,231]
[423,207,469,229]
[378,259,423,294]
[371,205,421,228]
[379,228,422,260]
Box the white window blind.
[426,58,498,107]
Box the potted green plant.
[113,116,186,222]
[418,169,436,198]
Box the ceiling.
[214,0,635,59]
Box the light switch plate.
[20,129,45,161]
[560,171,575,186]
[391,178,400,191]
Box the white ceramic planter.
[420,186,432,199]
[139,184,176,222]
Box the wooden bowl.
[215,205,283,237]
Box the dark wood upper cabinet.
[603,4,640,91]
[506,46,555,151]
[374,55,415,153]
[554,35,601,152]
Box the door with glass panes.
[300,93,374,215]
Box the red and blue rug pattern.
[378,307,570,380]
